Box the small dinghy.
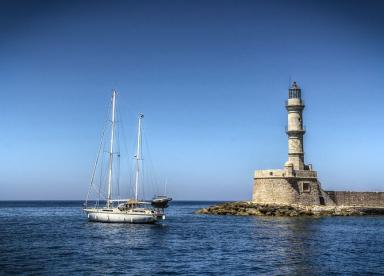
[151,196,173,209]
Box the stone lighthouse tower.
[252,81,335,206]
[286,81,306,170]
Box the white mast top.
[107,90,117,207]
[134,113,144,202]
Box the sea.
[0,201,383,275]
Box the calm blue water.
[0,201,383,275]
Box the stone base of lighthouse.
[252,167,335,206]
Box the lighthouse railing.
[285,99,305,107]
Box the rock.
[194,202,384,217]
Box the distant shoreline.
[0,199,226,202]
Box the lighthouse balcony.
[285,126,306,134]
[285,98,305,110]
[285,99,304,107]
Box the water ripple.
[0,201,383,275]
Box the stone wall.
[253,169,334,206]
[253,178,298,204]
[326,191,384,207]
[254,169,317,179]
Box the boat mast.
[107,90,117,208]
[134,113,144,202]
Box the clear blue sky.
[0,0,383,200]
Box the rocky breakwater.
[195,201,384,217]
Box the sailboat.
[83,90,172,223]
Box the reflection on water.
[0,201,383,275]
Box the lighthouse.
[252,81,335,206]
[286,81,306,170]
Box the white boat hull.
[84,208,164,224]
